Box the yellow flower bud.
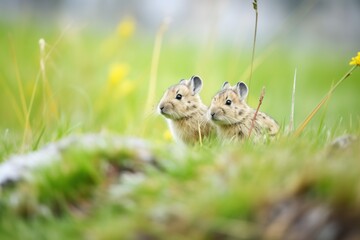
[163,130,173,141]
[349,52,360,66]
[117,17,135,39]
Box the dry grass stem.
[288,68,297,133]
[27,27,70,130]
[145,18,170,116]
[248,0,259,99]
[248,86,265,139]
[39,38,47,106]
[294,65,358,136]
[9,36,32,151]
[197,121,203,147]
[39,39,59,120]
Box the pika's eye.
[225,99,232,105]
[176,94,182,100]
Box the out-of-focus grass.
[0,134,359,239]
[0,18,359,239]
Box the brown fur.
[158,76,213,144]
[209,82,279,141]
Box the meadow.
[0,14,360,239]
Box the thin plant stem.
[44,24,71,63]
[289,68,297,133]
[294,65,358,136]
[197,121,203,147]
[248,0,258,99]
[0,72,24,126]
[27,26,69,127]
[39,38,59,120]
[9,36,32,151]
[240,46,272,81]
[240,0,315,87]
[22,27,69,150]
[8,37,28,120]
[248,86,265,139]
[145,19,169,116]
[39,39,47,109]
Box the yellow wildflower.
[163,129,173,141]
[117,17,135,39]
[108,63,129,86]
[349,52,360,66]
[118,80,135,96]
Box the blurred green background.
[1,2,360,239]
[0,0,359,154]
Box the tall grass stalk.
[316,80,334,137]
[288,68,297,133]
[26,64,42,148]
[0,76,24,126]
[241,0,314,87]
[240,47,272,82]
[23,39,48,151]
[39,38,59,120]
[9,36,32,151]
[27,28,69,132]
[39,38,47,105]
[23,32,68,150]
[248,0,258,100]
[294,65,358,136]
[9,37,28,122]
[144,19,169,116]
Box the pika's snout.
[158,102,174,117]
[209,108,224,121]
[159,104,165,113]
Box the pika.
[208,81,279,141]
[158,76,213,144]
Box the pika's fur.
[209,81,279,141]
[158,76,213,144]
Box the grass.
[0,15,360,239]
[1,135,359,239]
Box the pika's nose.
[159,105,165,112]
[211,112,215,118]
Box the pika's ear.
[222,81,230,90]
[179,79,186,85]
[236,82,248,101]
[189,75,202,95]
